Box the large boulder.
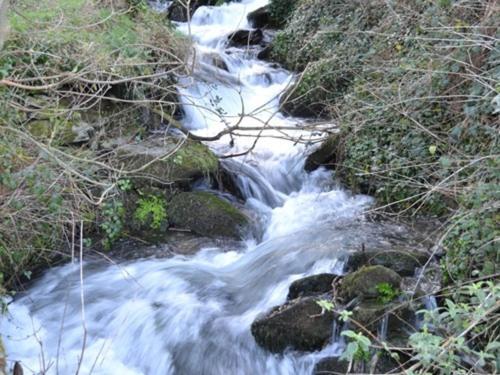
[251,297,335,353]
[112,138,218,186]
[304,134,340,172]
[287,273,336,300]
[168,191,249,239]
[346,249,430,276]
[227,29,263,47]
[340,266,401,301]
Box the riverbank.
[0,0,255,291]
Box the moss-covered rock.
[346,249,430,277]
[27,118,94,146]
[113,137,218,186]
[281,58,352,117]
[168,191,249,239]
[251,296,334,353]
[340,265,401,301]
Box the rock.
[257,45,272,60]
[251,297,334,353]
[169,191,249,239]
[313,357,349,374]
[340,266,401,301]
[304,134,340,172]
[351,301,414,346]
[279,58,352,117]
[113,137,218,186]
[27,119,94,146]
[287,273,336,300]
[168,0,219,22]
[227,29,263,47]
[346,249,430,276]
[247,5,272,28]
[210,54,229,71]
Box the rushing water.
[2,1,419,374]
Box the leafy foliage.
[340,330,372,362]
[100,201,125,250]
[376,282,399,304]
[409,281,500,374]
[134,195,167,230]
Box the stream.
[2,1,421,374]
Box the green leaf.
[428,145,437,155]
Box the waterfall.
[1,1,403,374]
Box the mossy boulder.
[168,191,249,239]
[287,273,336,300]
[27,118,94,146]
[113,137,218,186]
[346,249,430,277]
[304,134,340,172]
[340,266,401,301]
[280,58,353,117]
[251,297,334,353]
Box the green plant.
[340,330,372,362]
[117,179,133,192]
[134,195,167,230]
[100,201,125,249]
[376,282,399,304]
[316,299,335,312]
[408,281,500,374]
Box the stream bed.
[2,1,427,374]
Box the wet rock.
[340,266,401,301]
[373,353,402,374]
[247,5,272,28]
[304,134,340,172]
[168,0,219,22]
[351,301,414,346]
[251,297,335,353]
[313,357,349,374]
[257,45,272,60]
[169,191,249,239]
[346,248,430,276]
[287,273,336,300]
[112,137,218,186]
[227,29,263,47]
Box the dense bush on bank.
[267,0,499,372]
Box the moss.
[340,266,401,302]
[169,191,249,239]
[116,138,219,185]
[171,141,219,179]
